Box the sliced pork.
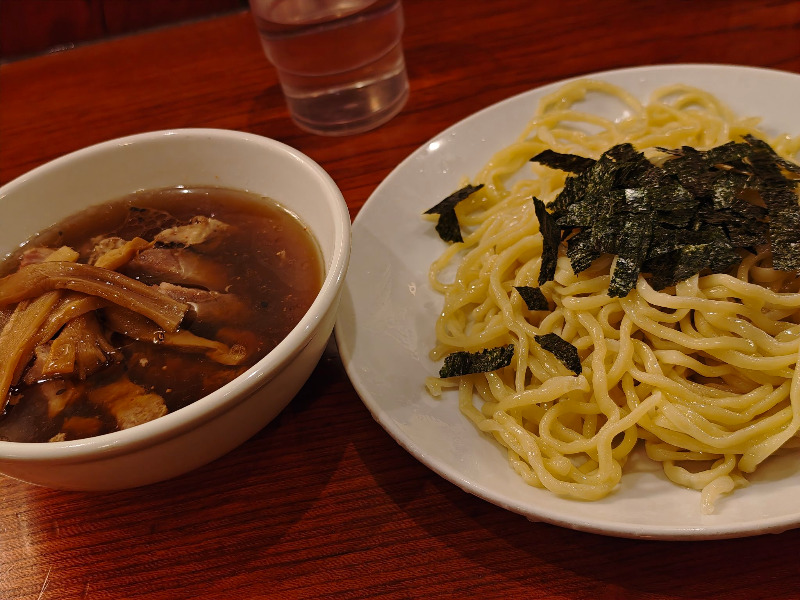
[155,282,251,325]
[125,247,229,291]
[153,216,230,249]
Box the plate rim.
[336,63,800,540]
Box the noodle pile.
[424,80,800,512]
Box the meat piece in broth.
[19,247,58,267]
[87,376,167,430]
[125,247,229,291]
[153,216,231,249]
[40,380,83,419]
[155,282,251,326]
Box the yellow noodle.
[427,79,800,511]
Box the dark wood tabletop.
[2,1,800,598]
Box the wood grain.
[1,1,800,598]
[0,0,247,60]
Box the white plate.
[335,64,800,540]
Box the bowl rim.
[0,128,351,462]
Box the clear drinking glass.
[249,0,410,136]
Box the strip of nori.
[644,225,740,290]
[721,218,769,250]
[534,197,561,285]
[643,250,682,292]
[530,149,596,174]
[581,149,626,215]
[439,344,515,378]
[435,210,463,244]
[550,172,585,214]
[564,229,599,274]
[699,194,769,249]
[744,134,800,176]
[607,214,653,297]
[611,144,657,188]
[534,333,582,375]
[705,141,755,165]
[424,183,485,215]
[514,286,549,310]
[743,141,800,270]
[424,183,485,243]
[709,171,750,210]
[757,185,800,270]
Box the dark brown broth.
[0,186,324,442]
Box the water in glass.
[251,0,409,135]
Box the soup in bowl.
[0,129,350,490]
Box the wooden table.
[2,1,800,598]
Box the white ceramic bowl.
[0,129,351,490]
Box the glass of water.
[248,0,410,136]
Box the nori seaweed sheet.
[741,137,800,270]
[564,229,599,274]
[534,197,561,285]
[424,183,485,243]
[514,286,549,310]
[531,149,596,174]
[534,333,582,375]
[532,136,800,296]
[744,134,800,176]
[439,344,515,378]
[607,214,653,297]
